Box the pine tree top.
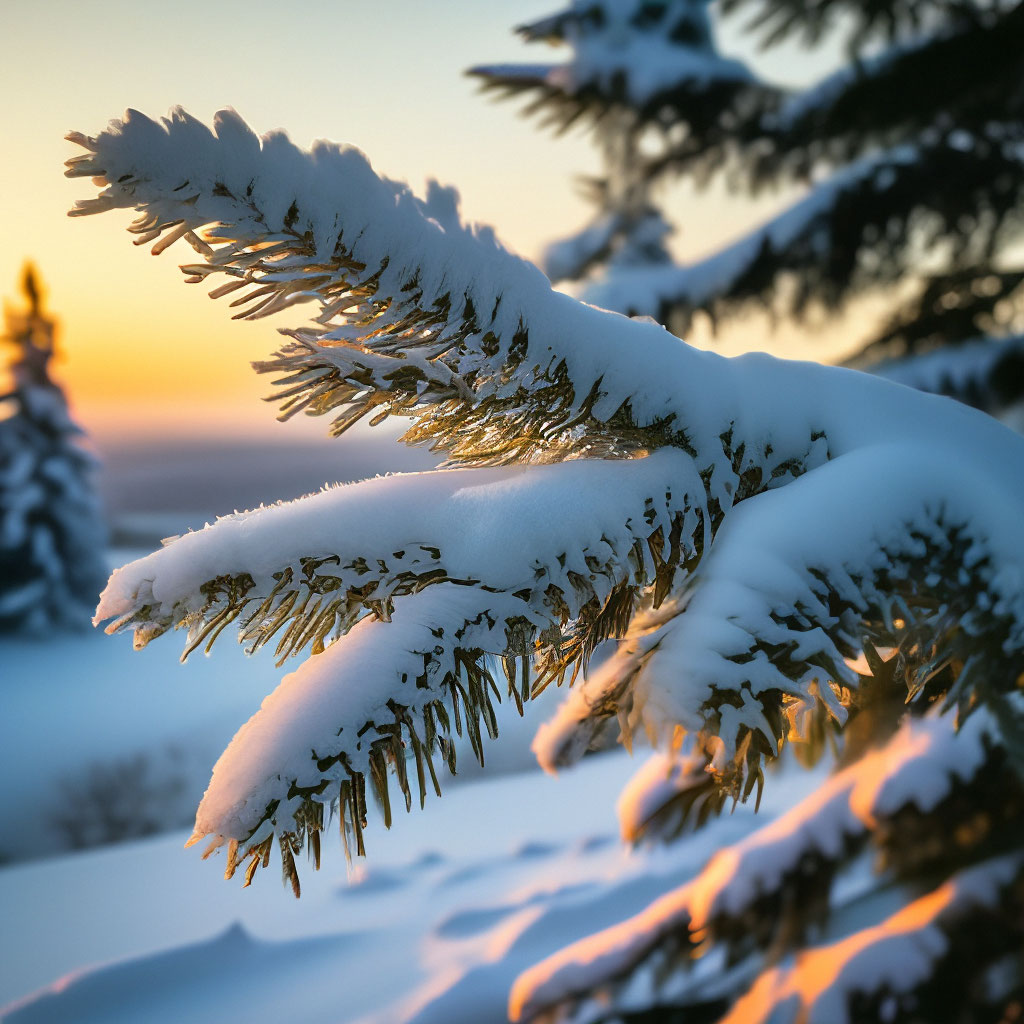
[2,264,59,396]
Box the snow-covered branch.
[190,584,534,892]
[512,709,1011,1022]
[470,0,766,133]
[95,453,698,663]
[865,333,1024,411]
[72,109,1024,889]
[720,854,1023,1024]
[616,745,727,844]
[761,2,1024,166]
[588,141,1024,327]
[67,108,705,465]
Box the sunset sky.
[1,1,844,443]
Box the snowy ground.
[1,627,279,861]
[0,748,825,1022]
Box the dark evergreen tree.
[472,0,1024,416]
[0,266,107,632]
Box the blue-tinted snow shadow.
[2,922,365,1024]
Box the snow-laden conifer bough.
[68,108,1024,1009]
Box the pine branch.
[468,59,767,139]
[862,331,1024,414]
[512,710,1017,1023]
[533,598,690,772]
[597,141,1024,330]
[542,210,630,284]
[470,0,777,183]
[719,0,984,51]
[753,5,1024,175]
[719,853,1024,1024]
[94,452,701,667]
[859,269,1024,357]
[65,108,700,465]
[616,745,730,844]
[189,585,536,890]
[534,443,1024,798]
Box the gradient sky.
[1,0,845,442]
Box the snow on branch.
[469,0,764,131]
[720,853,1023,1024]
[511,709,1009,1022]
[763,3,1024,161]
[866,333,1024,412]
[190,585,534,892]
[71,109,1024,886]
[719,0,971,51]
[615,744,727,844]
[469,48,756,124]
[542,212,623,285]
[95,452,701,667]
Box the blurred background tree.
[0,265,107,632]
[471,0,1024,417]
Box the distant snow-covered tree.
[0,266,106,632]
[69,109,1024,1022]
[474,0,1024,415]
